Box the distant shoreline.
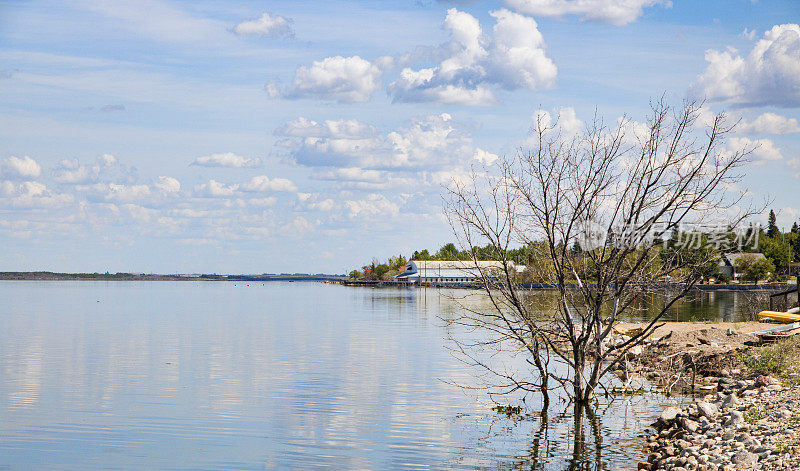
[333,279,796,292]
[0,272,345,282]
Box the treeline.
[350,210,800,283]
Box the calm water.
[0,282,751,470]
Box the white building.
[394,260,521,284]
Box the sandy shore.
[615,321,768,338]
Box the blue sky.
[1,0,799,274]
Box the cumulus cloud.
[53,154,133,185]
[276,113,480,170]
[691,24,800,107]
[192,176,296,197]
[388,9,556,105]
[0,180,73,208]
[728,136,783,162]
[344,193,400,219]
[311,167,417,190]
[154,176,181,193]
[80,183,153,203]
[275,117,376,139]
[503,0,669,25]
[296,193,337,211]
[192,152,262,168]
[531,106,584,136]
[2,155,42,180]
[473,148,499,165]
[281,56,383,103]
[736,112,800,134]
[193,179,239,197]
[281,216,316,234]
[233,13,294,38]
[240,175,297,192]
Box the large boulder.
[660,406,682,423]
[696,401,718,419]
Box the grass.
[740,336,800,378]
[744,406,773,423]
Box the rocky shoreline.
[641,376,800,470]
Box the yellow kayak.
[758,310,800,323]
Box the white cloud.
[154,176,181,193]
[531,106,584,136]
[296,193,337,212]
[54,159,99,184]
[277,113,478,170]
[310,167,418,190]
[741,28,757,40]
[737,112,800,134]
[192,152,262,168]
[284,56,382,103]
[275,117,376,139]
[691,24,800,106]
[504,0,670,26]
[0,180,73,208]
[388,9,556,105]
[83,183,152,203]
[233,13,294,38]
[728,136,783,162]
[344,193,400,219]
[281,216,316,234]
[473,148,499,165]
[240,175,297,192]
[193,179,238,197]
[246,197,278,207]
[788,157,800,179]
[53,154,131,184]
[314,167,384,183]
[2,156,42,179]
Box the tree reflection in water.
[488,394,670,471]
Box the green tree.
[790,232,800,262]
[412,249,433,261]
[746,258,776,283]
[792,221,799,234]
[767,210,779,238]
[759,236,790,275]
[435,243,459,260]
[735,253,774,283]
[349,270,363,279]
[387,254,407,271]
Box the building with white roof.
[394,260,522,284]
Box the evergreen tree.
[792,221,799,234]
[767,210,779,238]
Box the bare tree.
[445,100,755,405]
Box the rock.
[730,450,758,468]
[722,393,739,408]
[661,406,682,423]
[683,419,699,433]
[726,410,744,426]
[755,375,779,387]
[777,409,792,419]
[697,401,719,419]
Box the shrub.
[740,337,799,376]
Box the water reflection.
[0,282,741,469]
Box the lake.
[0,281,755,469]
